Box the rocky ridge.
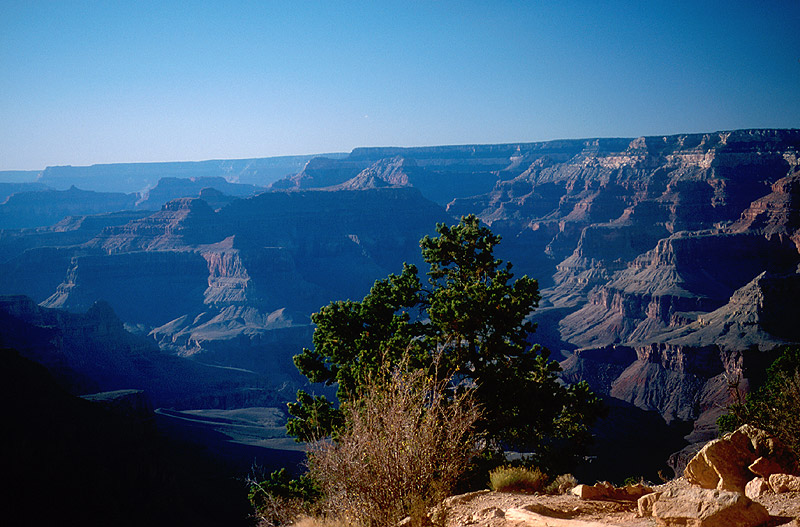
[1,129,799,474]
[270,129,800,448]
[0,295,281,408]
[28,187,449,378]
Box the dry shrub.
[248,468,321,527]
[308,366,481,527]
[544,473,578,495]
[488,465,548,494]
[249,491,307,527]
[293,516,353,527]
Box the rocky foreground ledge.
[435,426,800,527]
[438,479,799,527]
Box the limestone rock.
[685,424,800,494]
[623,483,654,500]
[769,473,800,493]
[571,481,652,501]
[651,486,769,527]
[571,483,610,500]
[748,456,785,479]
[637,491,661,517]
[738,424,795,464]
[684,426,757,492]
[744,477,772,500]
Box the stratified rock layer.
[0,129,799,459]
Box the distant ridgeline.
[35,153,348,193]
[1,128,800,480]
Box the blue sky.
[1,0,798,170]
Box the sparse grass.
[488,466,548,494]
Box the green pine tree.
[289,214,604,471]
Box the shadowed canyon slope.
[2,128,799,472]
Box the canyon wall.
[1,129,798,466]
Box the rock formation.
[635,425,798,527]
[134,176,264,210]
[648,487,769,527]
[1,129,799,475]
[12,186,448,379]
[0,186,138,229]
[37,154,339,193]
[0,295,286,408]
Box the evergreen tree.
[289,215,603,470]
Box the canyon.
[2,128,799,479]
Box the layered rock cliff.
[0,186,138,229]
[1,128,798,466]
[25,186,449,377]
[266,129,800,455]
[0,295,280,408]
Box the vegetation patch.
[489,466,548,494]
[719,346,800,460]
[249,216,604,525]
[308,364,480,526]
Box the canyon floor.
[440,478,800,527]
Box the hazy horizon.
[2,0,799,171]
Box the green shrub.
[248,468,321,526]
[718,346,800,459]
[623,476,645,487]
[489,466,548,494]
[288,215,605,474]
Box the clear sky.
[1,0,798,170]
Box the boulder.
[637,492,661,517]
[571,483,611,500]
[739,425,799,475]
[571,481,652,501]
[651,486,769,527]
[684,427,756,492]
[748,456,785,479]
[769,473,800,493]
[623,483,654,500]
[744,477,772,500]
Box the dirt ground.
[438,478,800,527]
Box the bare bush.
[249,491,306,527]
[308,365,481,527]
